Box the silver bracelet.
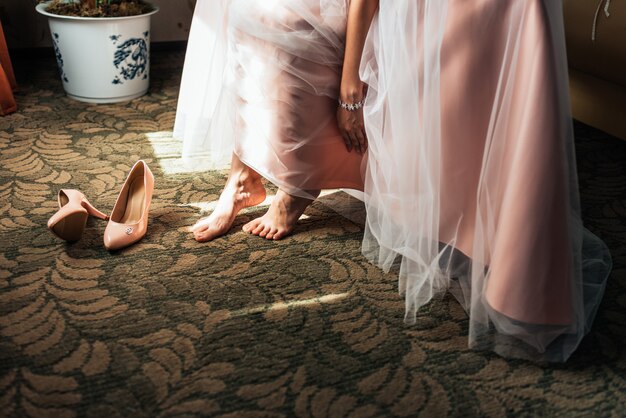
[338,97,365,111]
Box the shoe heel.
[50,211,89,242]
[82,198,109,221]
[48,189,108,243]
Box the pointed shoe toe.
[103,220,147,251]
[104,160,154,251]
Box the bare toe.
[266,228,278,240]
[194,229,212,243]
[252,222,265,235]
[243,219,260,233]
[192,221,209,234]
[259,225,272,238]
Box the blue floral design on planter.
[110,31,150,85]
[52,33,69,83]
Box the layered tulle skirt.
[174,0,612,361]
[175,0,364,198]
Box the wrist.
[338,96,365,112]
[340,80,365,103]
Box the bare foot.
[242,189,317,240]
[192,173,266,242]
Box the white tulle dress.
[174,0,612,362]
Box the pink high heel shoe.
[103,160,154,251]
[47,189,109,242]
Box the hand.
[337,105,368,154]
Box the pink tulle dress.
[175,0,611,362]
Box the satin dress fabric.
[174,0,612,362]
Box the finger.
[360,127,368,152]
[355,129,366,155]
[353,129,364,154]
[345,116,359,152]
[348,130,360,154]
[342,132,353,152]
[337,111,350,152]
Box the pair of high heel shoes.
[47,160,154,251]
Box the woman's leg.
[242,189,320,240]
[192,153,267,242]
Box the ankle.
[224,171,255,191]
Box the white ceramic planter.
[36,2,159,103]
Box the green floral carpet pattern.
[0,50,625,417]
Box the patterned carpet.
[0,49,625,418]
